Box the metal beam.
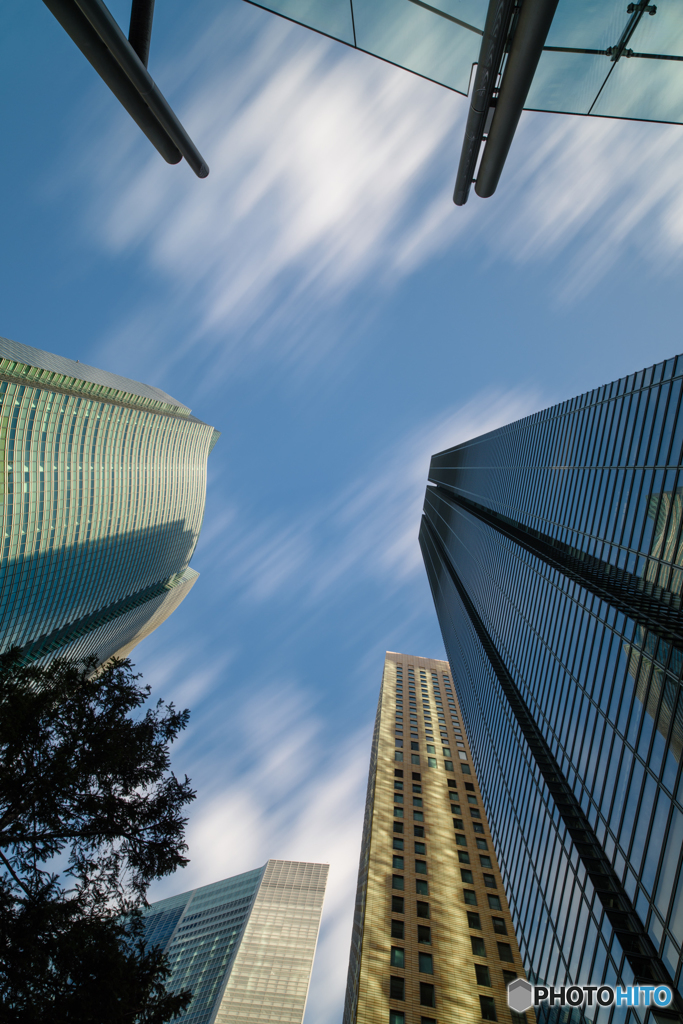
[128,0,156,68]
[453,0,516,206]
[474,0,559,199]
[41,0,209,177]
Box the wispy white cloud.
[73,6,461,382]
[201,387,541,606]
[479,112,683,299]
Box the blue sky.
[4,1,683,1019]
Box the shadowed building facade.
[142,860,329,1024]
[0,336,218,666]
[420,354,683,1024]
[344,652,526,1024]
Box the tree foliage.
[0,653,195,1022]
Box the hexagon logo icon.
[507,978,534,1013]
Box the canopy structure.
[244,0,683,203]
[42,0,209,177]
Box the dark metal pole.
[41,0,209,177]
[128,0,155,67]
[453,0,516,206]
[474,0,559,198]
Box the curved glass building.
[0,336,219,666]
[421,354,683,1024]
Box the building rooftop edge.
[0,335,188,412]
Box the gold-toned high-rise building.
[344,652,526,1024]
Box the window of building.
[390,1012,405,1024]
[394,806,404,817]
[411,755,421,765]
[391,919,404,939]
[451,804,462,815]
[415,841,426,854]
[416,901,430,918]
[464,890,477,905]
[502,971,517,987]
[395,769,404,778]
[473,823,485,834]
[476,839,488,850]
[480,855,492,868]
[465,783,475,791]
[467,911,482,929]
[487,895,501,909]
[475,964,491,986]
[497,943,514,962]
[394,793,404,804]
[426,744,436,754]
[390,976,405,1001]
[395,738,403,747]
[393,856,404,869]
[483,874,496,888]
[448,779,457,789]
[411,741,420,751]
[458,849,470,864]
[392,896,404,913]
[415,859,427,874]
[414,811,424,821]
[460,869,473,883]
[419,952,434,974]
[418,925,431,943]
[461,764,471,775]
[471,936,486,956]
[391,947,405,967]
[393,838,404,850]
[412,773,421,781]
[468,795,478,804]
[442,747,451,756]
[393,822,404,834]
[470,808,481,819]
[480,996,497,1021]
[428,757,437,768]
[444,760,454,771]
[456,835,467,847]
[416,879,429,895]
[413,797,423,807]
[420,983,436,1007]
[394,780,404,790]
[393,875,404,890]
[413,783,422,792]
[395,751,403,762]
[492,918,507,935]
[414,825,425,837]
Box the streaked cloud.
[202,387,541,605]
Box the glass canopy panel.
[592,58,683,123]
[246,0,683,123]
[352,0,486,94]
[526,52,607,115]
[249,0,355,44]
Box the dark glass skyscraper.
[420,354,683,1024]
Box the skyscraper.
[0,336,218,666]
[420,354,683,1020]
[142,859,329,1024]
[344,652,527,1024]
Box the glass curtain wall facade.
[142,859,329,1024]
[419,354,683,1024]
[344,652,526,1024]
[0,336,219,666]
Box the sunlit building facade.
[0,336,218,666]
[142,859,329,1024]
[344,652,526,1024]
[420,354,683,1022]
